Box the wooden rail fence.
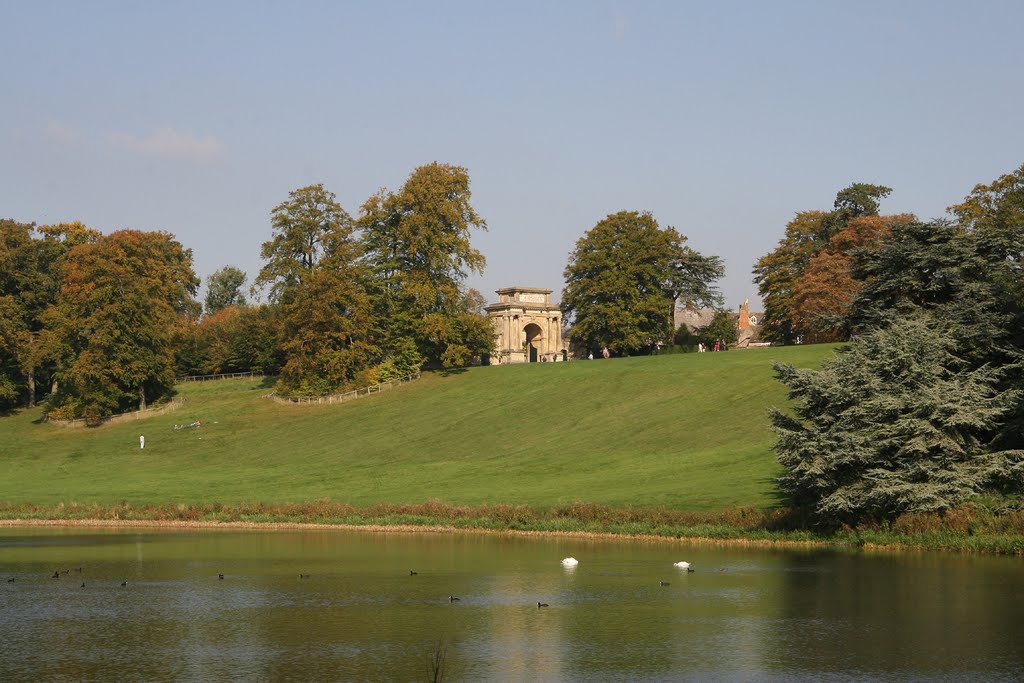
[266,372,420,406]
[45,397,187,428]
[175,371,265,383]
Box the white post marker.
[140,435,145,449]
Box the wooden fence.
[45,397,187,428]
[266,372,420,406]
[175,371,265,383]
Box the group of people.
[586,347,611,360]
[697,341,725,353]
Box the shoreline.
[0,517,829,549]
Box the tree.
[275,264,375,396]
[255,184,355,303]
[359,162,492,367]
[825,182,892,235]
[255,183,374,395]
[561,210,722,356]
[848,219,1009,364]
[771,315,1022,525]
[204,266,247,314]
[672,322,699,351]
[0,295,22,409]
[0,219,35,409]
[697,310,738,349]
[774,190,1024,524]
[46,230,199,419]
[948,162,1024,327]
[947,163,1024,447]
[753,211,827,344]
[0,219,100,408]
[789,214,911,343]
[754,183,898,344]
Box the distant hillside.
[0,345,837,511]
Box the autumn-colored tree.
[789,214,913,343]
[359,162,492,367]
[275,265,375,396]
[562,211,723,356]
[754,183,897,344]
[176,305,245,376]
[174,303,283,377]
[0,219,100,408]
[753,211,826,344]
[46,230,199,419]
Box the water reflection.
[1,528,1021,681]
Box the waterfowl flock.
[4,556,710,612]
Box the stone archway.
[485,287,565,363]
[524,323,543,362]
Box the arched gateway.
[485,287,565,363]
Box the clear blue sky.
[3,1,1022,310]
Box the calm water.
[1,528,1022,682]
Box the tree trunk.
[51,379,59,396]
[138,385,146,411]
[26,369,35,408]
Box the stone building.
[485,287,566,363]
[674,299,764,348]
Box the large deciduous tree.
[789,214,912,343]
[0,219,35,410]
[561,210,722,356]
[0,219,100,409]
[359,162,491,368]
[255,184,355,303]
[46,230,199,419]
[256,183,373,395]
[752,211,826,344]
[754,184,897,344]
[774,165,1024,524]
[275,265,375,396]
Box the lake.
[1,527,1021,681]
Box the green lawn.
[0,345,836,511]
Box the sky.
[3,1,1023,311]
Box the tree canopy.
[772,314,1021,525]
[255,184,356,303]
[0,220,100,409]
[204,266,247,314]
[359,162,492,368]
[46,230,199,419]
[772,166,1024,524]
[754,184,904,344]
[561,211,722,356]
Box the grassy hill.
[0,345,837,512]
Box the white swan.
[673,561,694,572]
[561,557,579,567]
